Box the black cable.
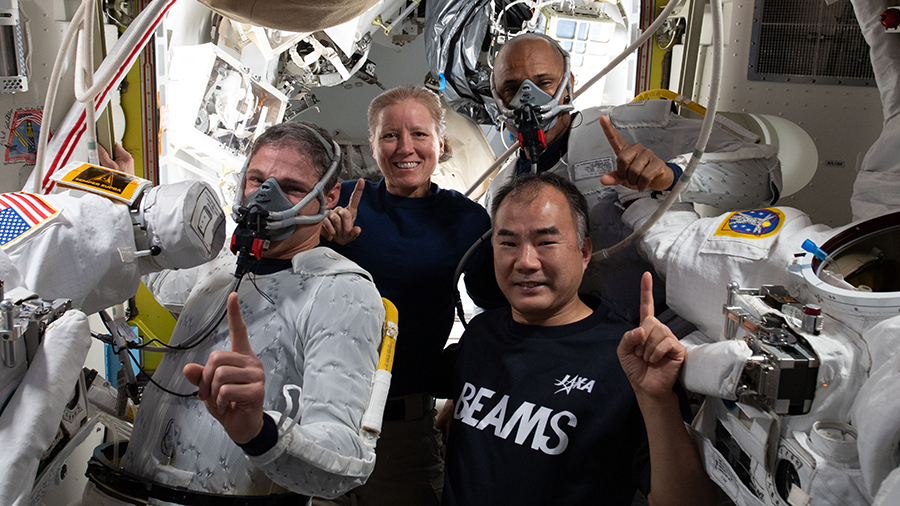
[248,271,276,306]
[134,309,226,352]
[452,229,494,328]
[90,331,196,397]
[133,307,226,352]
[134,337,189,350]
[569,110,583,130]
[134,275,243,352]
[125,347,197,398]
[528,144,539,174]
[91,331,115,345]
[125,274,248,399]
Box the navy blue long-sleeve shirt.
[323,178,502,396]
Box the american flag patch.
[0,192,59,247]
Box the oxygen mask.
[229,124,341,277]
[506,79,563,137]
[241,178,297,242]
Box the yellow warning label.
[58,163,142,201]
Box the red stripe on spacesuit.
[0,193,43,223]
[42,0,177,193]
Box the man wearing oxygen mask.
[84,121,385,504]
[485,33,782,323]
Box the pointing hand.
[598,116,675,192]
[322,178,364,245]
[617,272,685,399]
[183,292,266,444]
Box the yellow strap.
[632,89,707,117]
[378,298,399,372]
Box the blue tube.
[803,239,838,276]
[801,239,828,261]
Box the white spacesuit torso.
[623,192,900,505]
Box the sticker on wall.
[714,208,785,239]
[4,108,45,165]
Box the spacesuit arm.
[669,145,782,209]
[849,0,900,221]
[622,196,830,339]
[246,271,383,498]
[607,101,782,210]
[142,269,199,314]
[612,203,757,399]
[0,177,224,314]
[142,246,234,313]
[1,190,142,314]
[621,197,701,280]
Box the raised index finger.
[600,115,628,155]
[639,271,654,324]
[348,178,365,214]
[226,292,252,355]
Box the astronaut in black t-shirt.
[435,172,715,506]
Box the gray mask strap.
[232,156,252,221]
[544,50,573,111]
[491,80,516,124]
[538,51,575,121]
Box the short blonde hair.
[367,85,452,162]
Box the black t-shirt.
[440,308,651,506]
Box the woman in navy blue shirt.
[318,85,500,506]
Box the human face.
[493,185,592,326]
[371,99,444,198]
[493,38,573,151]
[243,145,339,259]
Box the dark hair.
[367,85,452,162]
[491,172,589,247]
[249,121,341,189]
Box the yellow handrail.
[632,89,707,117]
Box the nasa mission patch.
[714,208,785,239]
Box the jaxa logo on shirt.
[554,374,595,395]
[454,382,577,456]
[714,208,785,239]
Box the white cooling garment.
[119,248,384,498]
